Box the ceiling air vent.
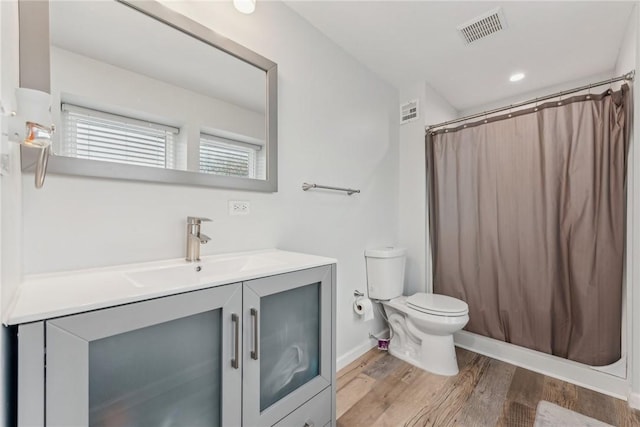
[457,7,507,45]
[400,99,419,125]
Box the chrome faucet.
[186,216,211,262]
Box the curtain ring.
[484,113,488,124]
[508,105,513,118]
[534,98,539,112]
[608,76,614,94]
[557,91,563,106]
[586,83,591,100]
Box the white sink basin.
[6,249,337,325]
[126,253,286,288]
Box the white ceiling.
[285,1,635,111]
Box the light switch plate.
[229,200,250,215]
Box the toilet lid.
[406,293,468,316]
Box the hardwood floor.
[336,348,640,427]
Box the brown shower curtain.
[426,86,631,366]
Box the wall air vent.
[400,99,419,125]
[457,7,507,45]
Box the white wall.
[1,1,20,317]
[18,1,398,366]
[1,1,21,425]
[397,82,456,295]
[615,5,637,77]
[615,3,640,408]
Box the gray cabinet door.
[46,283,242,427]
[242,266,332,426]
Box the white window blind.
[61,104,179,169]
[199,133,263,178]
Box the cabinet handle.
[250,308,259,360]
[231,313,239,369]
[303,421,315,427]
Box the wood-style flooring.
[336,347,640,427]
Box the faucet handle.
[187,216,212,224]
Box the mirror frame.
[19,0,278,192]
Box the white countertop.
[5,249,336,325]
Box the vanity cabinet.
[17,265,336,427]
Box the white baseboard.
[628,392,640,409]
[455,331,629,400]
[336,328,388,372]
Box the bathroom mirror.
[21,0,277,191]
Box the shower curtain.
[426,85,631,366]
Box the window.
[199,133,264,179]
[61,104,180,169]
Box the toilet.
[365,247,469,376]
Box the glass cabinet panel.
[45,284,242,427]
[243,266,332,427]
[89,310,221,426]
[260,282,320,410]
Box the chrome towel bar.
[302,182,360,195]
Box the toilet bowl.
[382,294,468,376]
[365,247,469,376]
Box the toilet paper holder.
[353,290,374,321]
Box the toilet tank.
[365,247,406,300]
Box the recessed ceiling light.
[510,72,525,82]
[233,0,256,14]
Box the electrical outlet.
[229,200,250,216]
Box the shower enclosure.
[426,83,631,368]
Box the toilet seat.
[406,293,468,316]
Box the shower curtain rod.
[426,70,635,132]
